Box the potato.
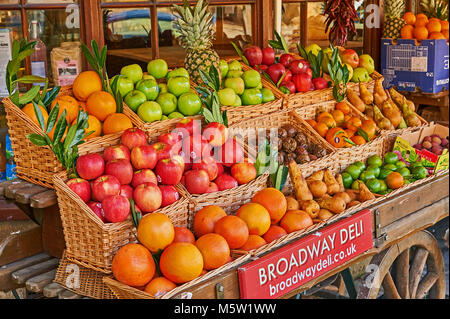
[318,209,334,221]
[301,200,320,218]
[286,196,300,211]
[307,180,328,198]
[333,192,351,205]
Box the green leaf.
[26,133,48,146]
[274,30,289,53]
[63,124,77,152]
[46,103,60,134]
[32,101,46,132]
[39,78,49,101]
[357,127,370,142]
[209,65,221,92]
[272,165,289,191]
[42,87,61,108]
[268,40,283,50]
[344,137,357,146]
[19,85,40,105]
[230,42,250,66]
[276,71,288,87]
[130,198,142,231]
[52,110,68,146]
[14,75,47,84]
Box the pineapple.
[420,0,449,20]
[171,0,220,86]
[382,0,406,40]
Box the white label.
[31,61,46,87]
[0,29,12,97]
[410,56,428,72]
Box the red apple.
[92,175,121,202]
[131,145,158,170]
[243,46,263,66]
[149,141,174,161]
[158,132,181,146]
[312,77,329,90]
[280,81,296,94]
[217,138,244,167]
[266,63,286,84]
[202,122,229,147]
[67,178,91,203]
[261,47,275,66]
[184,169,210,194]
[105,159,133,185]
[121,128,147,150]
[155,155,185,185]
[103,144,131,162]
[292,73,313,93]
[254,64,269,74]
[180,175,186,187]
[216,162,225,176]
[132,182,162,213]
[119,184,133,199]
[282,69,293,83]
[215,174,238,191]
[279,54,295,67]
[87,201,105,222]
[181,134,212,162]
[102,195,131,223]
[231,162,257,185]
[289,59,308,75]
[340,49,359,69]
[76,154,105,181]
[131,169,158,188]
[192,156,219,181]
[305,68,313,79]
[174,118,201,140]
[205,182,219,193]
[159,185,180,207]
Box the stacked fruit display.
[400,12,449,41]
[66,127,183,223]
[413,134,449,155]
[118,60,202,122]
[217,59,276,106]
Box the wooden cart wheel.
[358,230,446,299]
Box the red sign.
[238,209,373,299]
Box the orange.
[214,215,249,249]
[400,25,415,39]
[429,32,446,39]
[320,116,336,129]
[251,188,287,225]
[263,225,287,243]
[195,233,230,270]
[73,114,102,140]
[112,243,155,287]
[403,12,416,25]
[173,226,196,244]
[240,235,267,252]
[345,128,356,138]
[335,101,352,115]
[317,112,333,123]
[414,26,429,40]
[51,95,79,123]
[315,122,329,138]
[159,242,204,284]
[22,103,48,128]
[236,203,271,236]
[137,213,175,253]
[193,205,227,238]
[415,14,429,27]
[442,29,449,41]
[102,113,133,135]
[427,20,442,33]
[279,210,313,234]
[346,116,362,128]
[386,172,404,189]
[360,121,376,140]
[78,100,87,112]
[351,135,366,145]
[441,20,449,31]
[144,277,177,297]
[72,70,103,101]
[326,127,349,148]
[331,109,345,126]
[305,119,317,129]
[86,91,117,121]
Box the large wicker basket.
[2,85,135,188]
[53,170,190,274]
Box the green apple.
[167,76,191,97]
[113,75,134,97]
[218,88,237,106]
[161,115,169,121]
[305,43,322,56]
[241,88,263,105]
[124,90,147,112]
[226,70,244,78]
[343,63,354,82]
[359,54,375,74]
[351,67,370,83]
[156,92,178,115]
[158,83,168,94]
[147,59,168,79]
[142,74,156,81]
[137,101,162,122]
[224,77,245,95]
[177,92,202,116]
[232,94,242,107]
[242,70,261,88]
[136,78,159,101]
[228,60,242,72]
[167,67,189,80]
[261,88,275,103]
[220,59,229,78]
[120,64,143,84]
[168,111,185,119]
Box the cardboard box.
[381,38,449,93]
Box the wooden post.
[300,2,308,46]
[80,0,104,69]
[257,0,273,47]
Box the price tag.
[0,29,12,98]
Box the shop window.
[0,10,22,42]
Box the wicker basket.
[53,170,190,274]
[54,250,116,299]
[2,86,135,189]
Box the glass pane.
[0,10,23,42]
[307,2,329,47]
[0,1,19,4]
[26,0,77,3]
[27,9,81,86]
[281,3,300,51]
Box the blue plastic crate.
[381,38,449,93]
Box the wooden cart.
[160,172,449,299]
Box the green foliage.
[326,44,350,102]
[268,30,290,53]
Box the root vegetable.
[307,180,328,198]
[316,196,346,214]
[288,160,313,201]
[301,200,320,218]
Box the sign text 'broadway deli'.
[238,209,373,299]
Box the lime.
[395,161,407,170]
[167,111,184,119]
[242,70,262,88]
[137,101,162,123]
[341,172,353,189]
[384,152,399,165]
[360,170,376,182]
[345,164,362,180]
[156,92,178,115]
[177,92,202,116]
[366,165,381,178]
[241,88,263,105]
[383,163,397,171]
[167,76,191,97]
[351,180,362,190]
[397,167,411,178]
[409,162,423,170]
[411,165,427,180]
[261,88,275,103]
[147,59,168,79]
[366,178,381,193]
[379,168,393,180]
[353,161,367,172]
[367,155,383,167]
[378,179,387,193]
[378,190,389,195]
[218,88,237,106]
[224,77,245,95]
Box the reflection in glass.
[27,0,77,3]
[0,10,22,42]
